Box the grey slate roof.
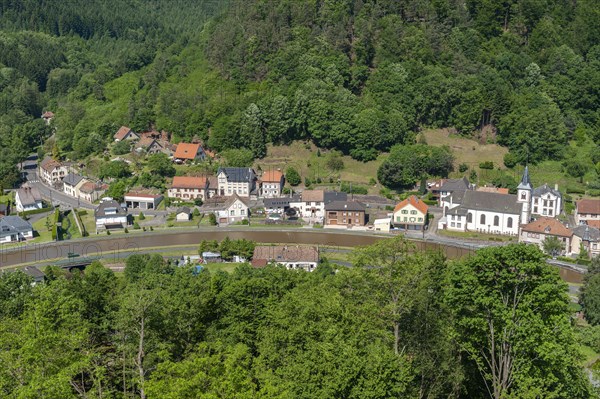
[0,204,7,213]
[16,186,42,206]
[95,200,128,219]
[442,189,467,205]
[324,191,348,204]
[533,184,561,198]
[447,207,469,216]
[63,173,84,187]
[457,191,521,214]
[223,193,249,209]
[218,167,256,183]
[264,195,300,208]
[517,166,533,190]
[0,216,33,238]
[572,225,600,242]
[325,201,366,212]
[439,177,471,193]
[176,206,191,214]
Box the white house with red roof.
[168,176,215,201]
[113,126,139,142]
[259,170,285,198]
[392,195,429,231]
[173,143,205,163]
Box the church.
[438,167,545,236]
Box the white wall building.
[15,185,43,212]
[0,216,34,243]
[217,168,257,197]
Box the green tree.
[542,236,564,257]
[147,153,176,177]
[446,244,591,398]
[580,257,600,325]
[564,159,589,183]
[98,160,131,180]
[285,166,301,186]
[241,103,266,159]
[222,148,254,167]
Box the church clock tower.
[517,166,533,224]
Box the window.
[480,214,486,225]
[451,222,455,227]
[410,210,417,215]
[494,216,499,226]
[230,210,234,216]
[418,217,423,222]
[241,209,246,215]
[534,207,538,213]
[467,213,473,223]
[457,223,461,228]
[507,217,513,228]
[534,198,538,204]
[521,192,526,200]
[401,210,408,214]
[549,200,554,207]
[549,209,553,216]
[343,219,346,223]
[355,218,359,223]
[396,216,401,222]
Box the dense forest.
[1,0,600,190]
[0,239,597,398]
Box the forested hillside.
[0,0,227,189]
[0,241,595,398]
[1,0,600,186]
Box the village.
[0,123,598,271]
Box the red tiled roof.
[394,195,429,214]
[477,186,510,195]
[40,157,62,172]
[586,220,600,229]
[42,111,54,118]
[170,176,208,189]
[174,143,201,160]
[261,170,283,182]
[521,217,572,237]
[114,126,133,140]
[577,199,600,215]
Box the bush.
[192,208,200,217]
[194,198,203,206]
[133,222,140,229]
[241,219,249,225]
[566,186,585,194]
[503,153,518,168]
[138,212,145,220]
[208,213,217,226]
[124,228,129,233]
[106,230,111,235]
[286,166,301,186]
[479,161,494,170]
[304,176,312,186]
[458,163,469,173]
[341,182,368,195]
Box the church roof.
[456,191,522,215]
[517,166,533,190]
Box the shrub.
[133,222,140,229]
[106,230,111,235]
[208,213,217,226]
[459,163,469,173]
[566,186,585,194]
[124,228,129,233]
[503,153,518,168]
[194,198,203,206]
[241,219,249,225]
[138,212,145,220]
[479,161,494,169]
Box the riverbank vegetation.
[0,240,595,397]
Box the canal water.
[0,230,583,284]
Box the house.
[124,192,163,210]
[575,199,600,225]
[134,137,166,155]
[79,181,107,203]
[39,157,68,185]
[324,201,366,227]
[438,177,472,207]
[201,252,222,263]
[41,111,54,125]
[94,199,129,233]
[392,195,429,231]
[439,191,522,236]
[531,184,562,217]
[519,217,572,256]
[252,245,319,272]
[217,167,257,197]
[216,194,250,224]
[15,185,43,212]
[264,195,300,215]
[373,218,392,233]
[571,225,600,259]
[62,173,85,198]
[22,266,46,284]
[289,190,347,221]
[114,126,139,142]
[173,143,205,163]
[260,170,285,198]
[176,207,192,221]
[168,176,212,201]
[0,216,34,243]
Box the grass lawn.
[438,229,516,242]
[202,263,239,273]
[31,215,54,243]
[259,141,384,194]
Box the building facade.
[252,245,319,272]
[39,158,68,185]
[324,201,366,226]
[15,185,43,212]
[575,199,600,225]
[217,168,257,197]
[168,176,211,201]
[392,195,428,231]
[260,170,285,198]
[518,217,572,255]
[0,216,34,243]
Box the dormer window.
[521,192,527,200]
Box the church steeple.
[517,165,532,191]
[517,166,532,224]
